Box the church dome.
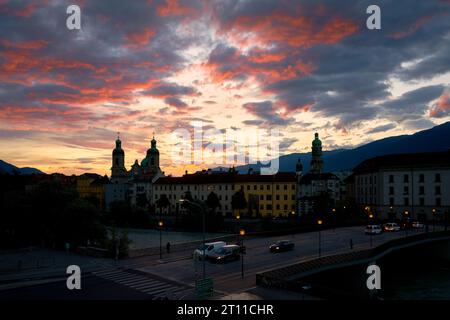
[147,136,159,155]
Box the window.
[389,175,394,183]
[260,205,264,210]
[267,195,272,201]
[115,158,118,165]
[247,185,250,190]
[436,198,441,206]
[276,195,280,201]
[284,205,288,210]
[419,186,425,195]
[267,204,272,210]
[254,185,257,190]
[260,195,264,200]
[389,198,394,206]
[266,185,270,190]
[435,186,441,195]
[404,174,409,183]
[284,185,287,190]
[404,198,409,206]
[276,185,280,190]
[404,186,409,195]
[389,186,394,195]
[291,195,295,200]
[419,198,425,206]
[435,173,441,183]
[260,185,264,190]
[419,174,424,183]
[292,185,295,190]
[284,195,288,200]
[276,204,280,210]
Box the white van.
[193,241,226,260]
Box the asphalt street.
[0,225,434,299]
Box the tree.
[231,187,247,218]
[206,191,221,214]
[155,194,170,215]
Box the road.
[0,225,435,299]
[127,226,431,294]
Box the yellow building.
[233,173,297,218]
[76,173,108,210]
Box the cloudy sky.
[0,0,449,176]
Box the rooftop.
[353,150,450,174]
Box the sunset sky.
[0,0,449,176]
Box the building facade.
[153,171,297,218]
[354,151,450,220]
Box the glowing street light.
[158,220,164,259]
[239,229,246,279]
[317,219,323,257]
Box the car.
[209,245,241,263]
[412,221,425,229]
[365,224,383,235]
[193,241,226,260]
[269,240,295,253]
[383,222,400,232]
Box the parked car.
[193,241,226,260]
[412,221,425,229]
[269,240,295,253]
[365,224,383,235]
[209,245,241,263]
[383,222,401,232]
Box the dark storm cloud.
[0,0,205,140]
[209,0,450,129]
[164,96,188,108]
[366,123,397,134]
[143,83,199,97]
[242,101,295,126]
[382,85,445,122]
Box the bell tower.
[310,132,324,174]
[111,133,128,182]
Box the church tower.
[111,134,128,182]
[310,132,324,174]
[141,135,162,177]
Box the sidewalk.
[0,248,113,287]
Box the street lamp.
[432,208,437,232]
[404,210,409,237]
[239,229,245,279]
[368,214,373,248]
[317,219,323,258]
[158,220,164,259]
[179,198,207,279]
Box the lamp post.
[179,199,206,279]
[369,214,374,248]
[158,220,164,259]
[404,210,409,237]
[317,219,323,258]
[332,208,336,232]
[239,228,245,279]
[432,208,436,232]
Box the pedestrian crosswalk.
[92,269,194,300]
